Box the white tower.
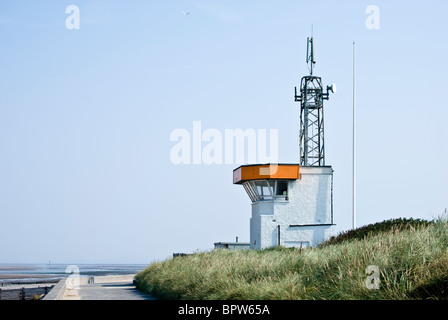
[233,37,335,250]
[233,164,333,249]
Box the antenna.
[352,41,357,230]
[295,35,335,166]
[306,37,316,75]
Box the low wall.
[92,274,135,284]
[42,274,136,300]
[0,285,54,300]
[42,279,68,300]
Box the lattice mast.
[295,36,335,166]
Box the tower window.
[242,180,289,203]
[275,180,289,199]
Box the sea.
[0,263,148,285]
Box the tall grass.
[135,218,448,300]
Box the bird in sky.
[183,11,190,16]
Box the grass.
[320,217,434,246]
[135,217,448,300]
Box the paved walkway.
[64,280,156,300]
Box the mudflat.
[0,266,39,271]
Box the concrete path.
[61,276,156,300]
[65,281,155,300]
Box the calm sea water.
[0,263,148,284]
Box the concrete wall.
[42,279,69,300]
[214,242,250,250]
[250,166,334,250]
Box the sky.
[0,1,447,264]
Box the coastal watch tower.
[233,36,335,250]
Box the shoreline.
[0,263,146,287]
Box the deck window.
[242,180,289,203]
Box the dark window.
[276,180,288,196]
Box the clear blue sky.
[1,1,447,264]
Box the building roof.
[233,164,300,184]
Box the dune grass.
[135,217,448,300]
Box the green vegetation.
[135,217,448,300]
[320,218,435,247]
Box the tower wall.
[250,166,334,250]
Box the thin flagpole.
[352,41,356,230]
